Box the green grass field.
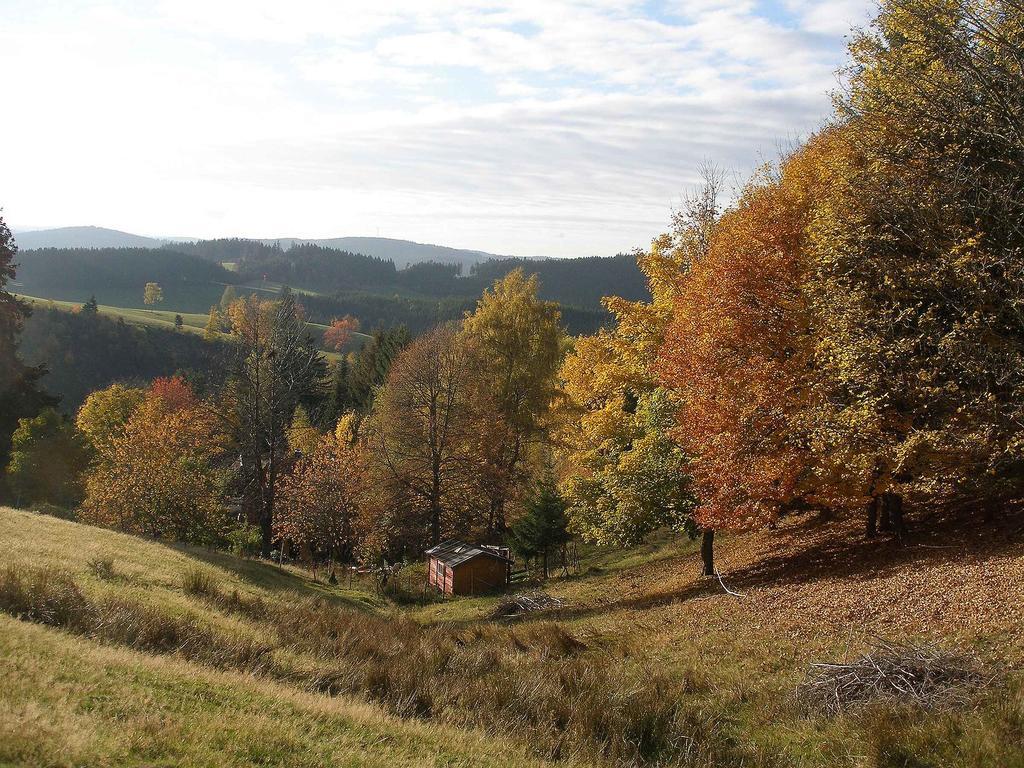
[16,293,371,358]
[2,507,1023,767]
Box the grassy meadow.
[2,506,1023,767]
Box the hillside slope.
[0,509,556,768]
[2,507,1022,767]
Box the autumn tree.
[143,282,164,305]
[459,270,565,533]
[221,292,328,556]
[0,212,57,498]
[287,404,321,455]
[807,0,1024,532]
[76,383,146,455]
[556,175,721,569]
[659,149,825,552]
[204,305,224,340]
[324,315,360,352]
[275,433,364,564]
[80,378,226,542]
[6,408,88,507]
[365,324,481,549]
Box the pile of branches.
[492,591,566,618]
[800,638,992,716]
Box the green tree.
[345,326,411,411]
[76,383,146,456]
[143,282,164,305]
[508,473,570,578]
[81,296,99,315]
[460,270,565,532]
[6,408,88,507]
[0,213,57,498]
[562,390,696,548]
[174,314,184,331]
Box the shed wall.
[451,556,507,595]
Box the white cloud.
[0,0,874,256]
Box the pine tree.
[81,296,99,315]
[508,474,570,578]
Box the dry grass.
[4,506,1024,767]
[0,563,729,766]
[0,614,554,768]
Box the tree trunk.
[542,549,548,579]
[884,492,906,544]
[701,529,715,576]
[879,498,892,531]
[865,495,879,538]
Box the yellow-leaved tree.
[80,377,228,543]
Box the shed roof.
[425,540,512,567]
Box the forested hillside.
[13,242,633,334]
[15,247,230,312]
[18,304,228,411]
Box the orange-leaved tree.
[275,433,365,564]
[659,142,830,537]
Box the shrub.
[0,566,90,629]
[0,565,272,673]
[225,525,262,558]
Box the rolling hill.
[13,227,514,268]
[11,226,169,250]
[272,236,508,269]
[2,505,1021,766]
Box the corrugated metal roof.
[425,540,512,567]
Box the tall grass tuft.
[0,566,272,673]
[182,567,219,597]
[86,556,117,581]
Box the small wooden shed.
[425,540,512,596]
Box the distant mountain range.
[13,226,167,250]
[12,226,512,269]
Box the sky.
[0,0,874,258]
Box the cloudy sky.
[1,0,873,257]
